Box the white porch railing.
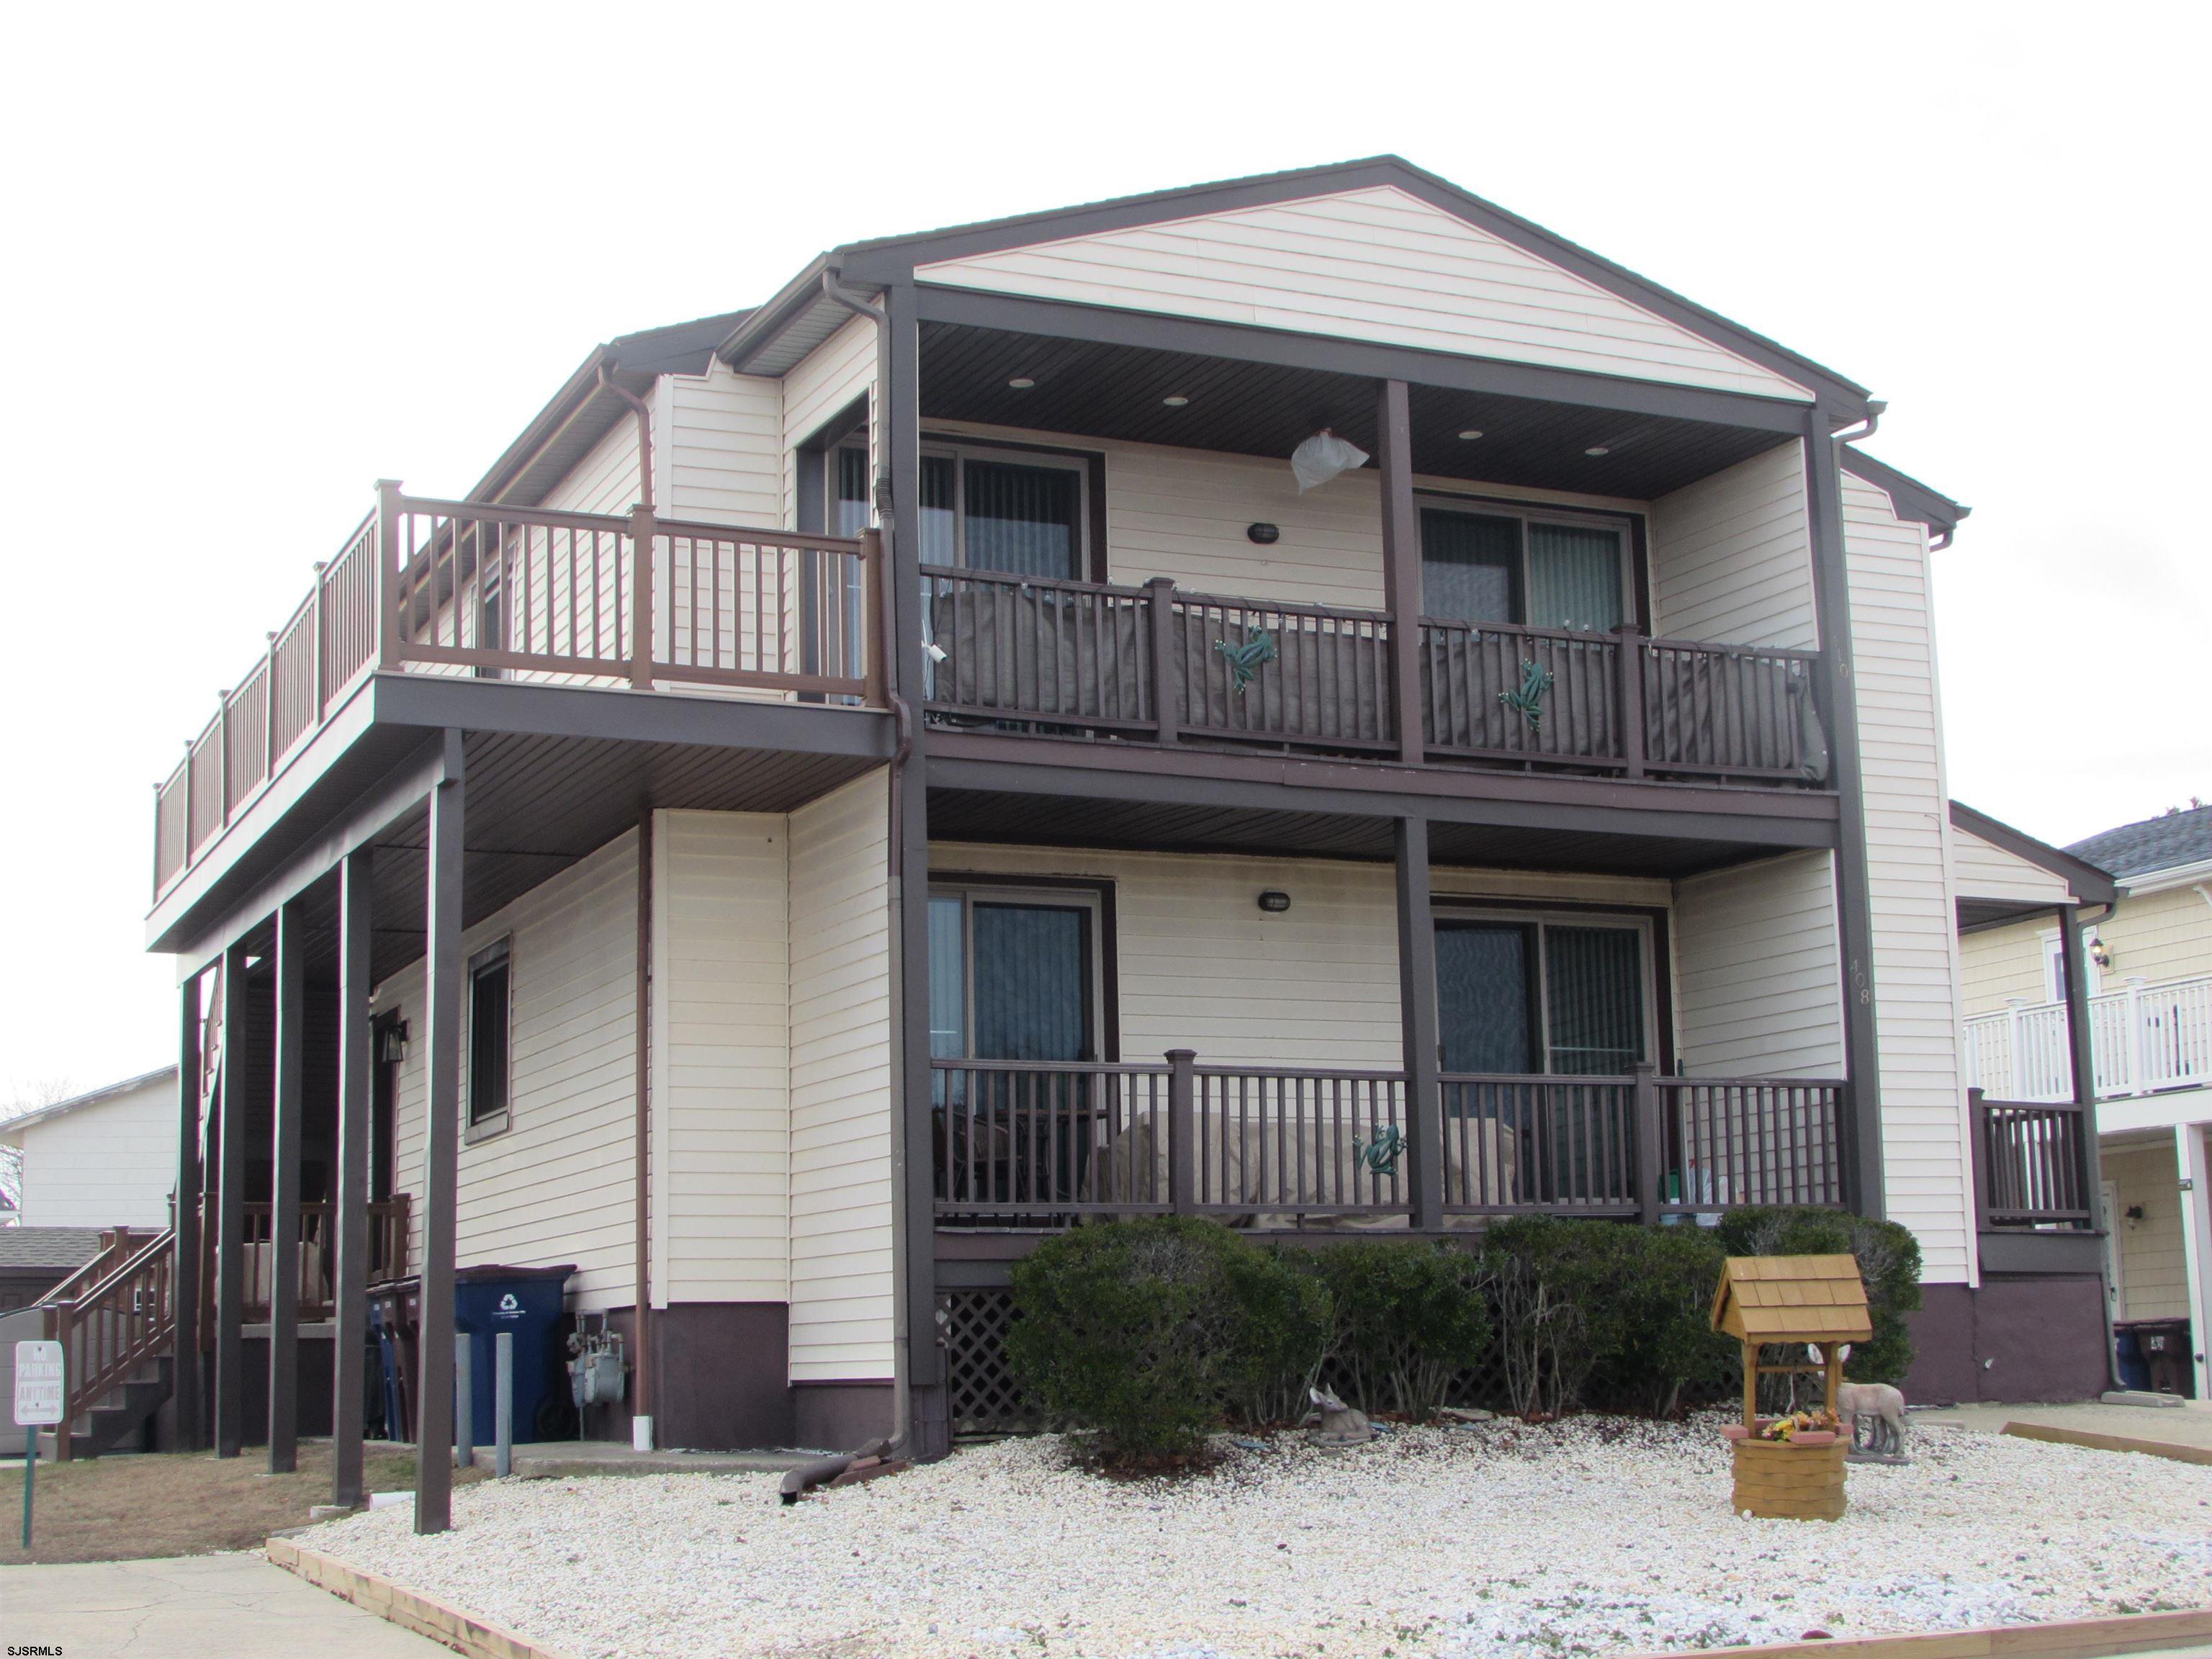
[1963,974,2212,1103]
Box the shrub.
[1714,1207,1923,1384]
[1583,1226,1735,1418]
[1298,1241,1492,1421]
[1483,1217,1622,1418]
[1006,1217,1324,1460]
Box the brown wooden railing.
[919,568,1822,785]
[45,1228,176,1461]
[192,1195,412,1341]
[1969,1089,2093,1231]
[932,1053,1844,1228]
[153,487,885,899]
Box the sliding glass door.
[1436,915,1648,1076]
[1420,505,1627,632]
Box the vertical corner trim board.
[1843,470,1972,1282]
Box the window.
[845,441,1087,579]
[927,886,1102,1064]
[1420,503,1629,632]
[467,940,512,1133]
[2042,929,2101,1002]
[1435,914,1652,1076]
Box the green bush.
[1714,1207,1923,1383]
[1483,1217,1620,1418]
[1298,1240,1492,1421]
[1584,1226,1735,1418]
[1006,1217,1326,1460]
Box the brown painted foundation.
[1902,1274,2110,1404]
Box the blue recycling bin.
[453,1264,575,1449]
[2114,1325,2151,1392]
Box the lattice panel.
[942,1287,1046,1436]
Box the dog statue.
[1809,1344,1907,1459]
[1308,1385,1375,1447]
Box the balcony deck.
[1964,974,2212,1105]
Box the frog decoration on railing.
[1213,626,1278,693]
[1498,657,1555,733]
[1352,1123,1407,1177]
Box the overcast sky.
[0,3,2203,1103]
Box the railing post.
[50,1299,73,1462]
[2124,976,2146,1094]
[1633,1063,1660,1223]
[1376,379,1424,765]
[860,529,887,707]
[1167,1049,1196,1215]
[216,691,232,826]
[2004,998,2025,1100]
[1617,625,1646,779]
[1966,1087,1992,1234]
[1146,577,1179,745]
[627,502,657,690]
[310,561,328,722]
[264,631,280,774]
[374,480,403,670]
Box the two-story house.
[1956,804,2212,1395]
[58,158,2121,1532]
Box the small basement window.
[467,940,512,1136]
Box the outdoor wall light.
[1457,428,1484,441]
[1007,376,1035,390]
[1247,523,1280,544]
[1257,890,1292,914]
[2125,1204,2146,1228]
[1161,394,1190,407]
[2090,935,2115,971]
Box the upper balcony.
[1964,973,2212,1105]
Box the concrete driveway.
[0,1552,448,1658]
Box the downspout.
[596,365,655,511]
[1833,400,1886,447]
[819,268,923,1457]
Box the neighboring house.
[1954,804,2212,1394]
[0,1068,178,1228]
[112,157,2114,1518]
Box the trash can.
[369,1277,423,1442]
[2127,1318,2195,1398]
[454,1264,575,1450]
[2113,1324,2152,1393]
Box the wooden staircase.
[36,1226,177,1460]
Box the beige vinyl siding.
[932,844,1666,1069]
[651,811,790,1305]
[917,186,1812,401]
[1957,922,2052,1015]
[2100,885,2212,987]
[783,315,878,531]
[1843,473,1972,1282]
[539,416,643,516]
[787,772,895,1382]
[6,1079,176,1229]
[382,832,641,1310]
[1650,443,1817,648]
[2107,1138,2190,1321]
[665,364,783,526]
[1950,824,2075,907]
[1673,851,1844,1077]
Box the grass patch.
[0,1440,482,1564]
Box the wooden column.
[332,848,373,1509]
[415,733,465,1534]
[2055,907,2106,1233]
[213,940,250,1458]
[883,280,949,1461]
[1801,411,1885,1218]
[631,804,654,1445]
[267,901,306,1472]
[171,971,205,1454]
[1395,815,1444,1229]
[1376,379,1424,766]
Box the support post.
[214,940,250,1458]
[2175,1122,2212,1401]
[415,732,465,1534]
[374,480,403,670]
[883,279,949,1461]
[494,1331,513,1478]
[2056,907,2106,1233]
[1633,1062,1660,1224]
[1394,815,1444,1229]
[1966,1087,1992,1234]
[1166,1050,1197,1215]
[860,528,887,707]
[1617,625,1647,779]
[627,503,657,689]
[631,804,654,1452]
[332,848,373,1509]
[267,901,306,1473]
[1376,379,1424,766]
[171,973,204,1454]
[1146,577,1179,745]
[1801,412,1885,1218]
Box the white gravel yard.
[308,1416,2212,1659]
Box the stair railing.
[44,1226,177,1462]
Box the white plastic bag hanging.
[1290,428,1369,493]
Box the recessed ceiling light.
[1457,428,1483,441]
[1007,376,1035,390]
[1162,394,1190,407]
[1584,445,1611,457]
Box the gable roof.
[724,157,1875,414]
[1840,446,1970,542]
[1709,1254,1873,1344]
[2068,805,2212,885]
[1950,801,2118,909]
[0,1228,105,1269]
[0,1066,176,1138]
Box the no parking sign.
[16,1339,63,1547]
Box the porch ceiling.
[920,322,1794,500]
[928,786,1787,878]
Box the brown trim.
[171,974,204,1454]
[634,806,654,1429]
[926,870,1121,1063]
[1949,800,2116,904]
[1840,444,1968,539]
